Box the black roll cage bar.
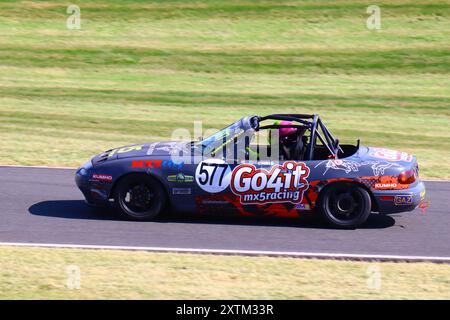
[256,114,343,160]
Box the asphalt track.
[0,166,449,259]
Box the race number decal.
[195,159,232,193]
[108,145,143,158]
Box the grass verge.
[0,246,449,299]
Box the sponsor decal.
[394,195,413,205]
[258,161,274,166]
[173,188,192,195]
[91,174,113,182]
[361,175,410,190]
[195,159,233,193]
[132,160,162,168]
[131,159,183,169]
[168,173,194,183]
[231,161,310,205]
[369,148,413,162]
[295,203,311,211]
[162,160,184,170]
[374,183,398,190]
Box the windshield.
[195,117,255,155]
[196,120,247,155]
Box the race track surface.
[0,167,449,257]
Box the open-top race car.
[76,114,426,228]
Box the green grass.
[0,0,449,178]
[0,246,449,299]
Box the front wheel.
[114,174,167,221]
[317,182,371,229]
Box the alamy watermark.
[366,265,382,291]
[366,5,381,30]
[66,265,81,290]
[168,120,282,165]
[64,4,381,32]
[66,5,81,30]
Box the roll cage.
[255,114,344,160]
[197,114,345,161]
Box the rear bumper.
[373,181,426,214]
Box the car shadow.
[29,200,113,221]
[29,200,396,230]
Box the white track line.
[0,242,449,263]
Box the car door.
[228,158,312,217]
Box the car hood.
[92,141,185,164]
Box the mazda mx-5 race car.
[76,114,426,228]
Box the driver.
[245,120,304,161]
[274,120,299,160]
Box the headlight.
[77,159,93,176]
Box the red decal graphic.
[231,161,310,205]
[361,175,410,190]
[132,160,162,168]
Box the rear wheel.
[318,182,371,229]
[114,174,167,221]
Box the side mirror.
[241,115,260,131]
[250,116,260,130]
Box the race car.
[76,114,426,228]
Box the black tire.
[113,173,167,221]
[317,182,371,229]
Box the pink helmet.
[278,120,297,138]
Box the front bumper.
[75,162,110,207]
[373,181,426,214]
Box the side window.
[243,130,277,163]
